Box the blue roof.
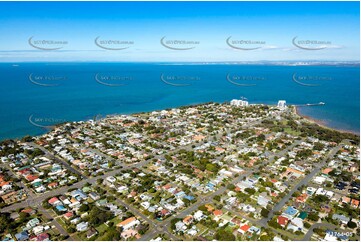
[285,206,298,216]
[184,195,195,201]
[249,226,260,233]
[71,189,87,199]
[56,205,67,211]
[15,231,28,241]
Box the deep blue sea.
[0,62,359,140]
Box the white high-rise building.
[230,99,249,107]
[277,100,286,110]
[230,99,239,106]
[241,100,249,106]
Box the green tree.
[0,213,11,233]
[170,218,181,230]
[213,195,221,202]
[308,212,320,222]
[245,188,256,195]
[261,208,270,218]
[347,221,357,229]
[104,227,121,240]
[78,204,90,212]
[214,229,235,241]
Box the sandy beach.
[293,106,359,136]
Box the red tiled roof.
[239,224,250,232]
[36,233,49,241]
[64,212,73,218]
[296,193,308,203]
[48,182,58,187]
[48,197,59,204]
[213,210,223,216]
[25,174,38,182]
[0,181,10,187]
[351,199,360,207]
[161,209,169,215]
[21,208,33,214]
[322,168,333,174]
[277,216,289,226]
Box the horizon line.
[1,60,359,64]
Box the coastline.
[293,106,360,136]
[1,102,359,142]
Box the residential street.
[260,143,343,227]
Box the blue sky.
[0,1,359,62]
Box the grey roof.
[332,214,350,222]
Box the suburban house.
[116,217,140,231]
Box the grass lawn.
[96,217,122,234]
[96,224,108,235]
[221,214,232,222]
[47,228,59,237]
[224,224,237,234]
[76,231,87,241]
[94,219,122,241]
[284,127,301,136]
[55,217,68,230]
[70,233,81,241]
[40,213,51,222]
[273,228,303,240]
[196,223,209,235]
[95,233,108,241]
[46,209,58,217]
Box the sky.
[0,1,359,62]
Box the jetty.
[294,102,325,107]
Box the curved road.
[302,223,359,241]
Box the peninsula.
[0,102,359,241]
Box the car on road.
[348,188,358,194]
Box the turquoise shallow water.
[0,62,359,140]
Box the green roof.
[32,181,42,187]
[82,186,91,193]
[298,211,308,220]
[18,166,31,171]
[221,214,232,221]
[96,199,107,206]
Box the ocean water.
[0,62,359,140]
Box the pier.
[294,102,325,107]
